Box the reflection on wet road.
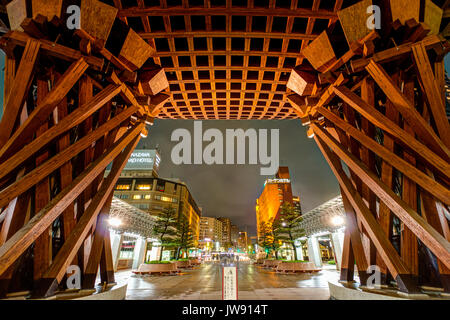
[119,262,344,300]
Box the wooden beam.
[412,42,450,148]
[313,124,450,270]
[0,104,139,209]
[0,84,121,183]
[33,78,52,283]
[117,7,338,19]
[333,85,450,174]
[337,0,372,45]
[0,39,40,147]
[80,0,118,47]
[316,106,450,205]
[0,31,104,70]
[302,31,336,72]
[341,190,370,285]
[82,200,113,289]
[400,79,419,277]
[0,123,145,276]
[6,0,26,31]
[139,67,169,96]
[350,35,444,72]
[0,58,89,162]
[32,0,63,20]
[365,60,450,161]
[313,132,419,293]
[36,133,140,297]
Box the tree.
[258,221,273,258]
[153,206,177,261]
[275,202,301,260]
[175,215,194,259]
[269,218,282,259]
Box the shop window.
[136,184,152,190]
[133,195,142,200]
[116,184,131,190]
[144,194,151,200]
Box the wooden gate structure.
[0,0,449,298]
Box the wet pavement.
[116,262,345,300]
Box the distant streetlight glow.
[108,217,122,227]
[331,216,345,227]
[282,222,287,227]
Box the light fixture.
[282,222,287,227]
[108,217,122,227]
[331,215,345,226]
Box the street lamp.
[108,217,122,227]
[331,215,345,227]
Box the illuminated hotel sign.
[264,179,290,185]
[124,149,161,173]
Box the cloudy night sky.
[139,119,340,237]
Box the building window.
[155,195,161,201]
[116,184,131,190]
[161,196,172,202]
[138,203,150,209]
[133,195,142,200]
[144,194,151,200]
[172,198,178,203]
[136,184,152,190]
[153,205,163,211]
[121,194,129,199]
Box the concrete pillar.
[307,236,322,267]
[296,246,304,261]
[132,238,147,269]
[110,231,124,272]
[149,244,161,261]
[331,232,344,270]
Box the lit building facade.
[199,217,223,245]
[217,217,232,247]
[230,224,240,247]
[256,167,302,242]
[238,232,249,251]
[111,149,201,244]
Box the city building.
[238,232,249,251]
[230,224,240,247]
[199,216,223,247]
[111,149,201,244]
[217,217,232,247]
[255,167,301,242]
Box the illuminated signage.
[123,149,161,172]
[264,178,290,185]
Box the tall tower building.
[255,167,302,242]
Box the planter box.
[133,263,179,275]
[262,260,282,268]
[275,262,322,273]
[175,260,193,269]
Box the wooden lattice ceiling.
[110,0,345,120]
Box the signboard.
[264,178,290,185]
[124,149,161,172]
[222,266,238,300]
[162,250,171,262]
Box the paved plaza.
[115,262,345,300]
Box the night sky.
[139,119,340,237]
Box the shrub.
[282,260,307,263]
[328,260,336,265]
[146,261,172,264]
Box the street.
[117,262,342,300]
